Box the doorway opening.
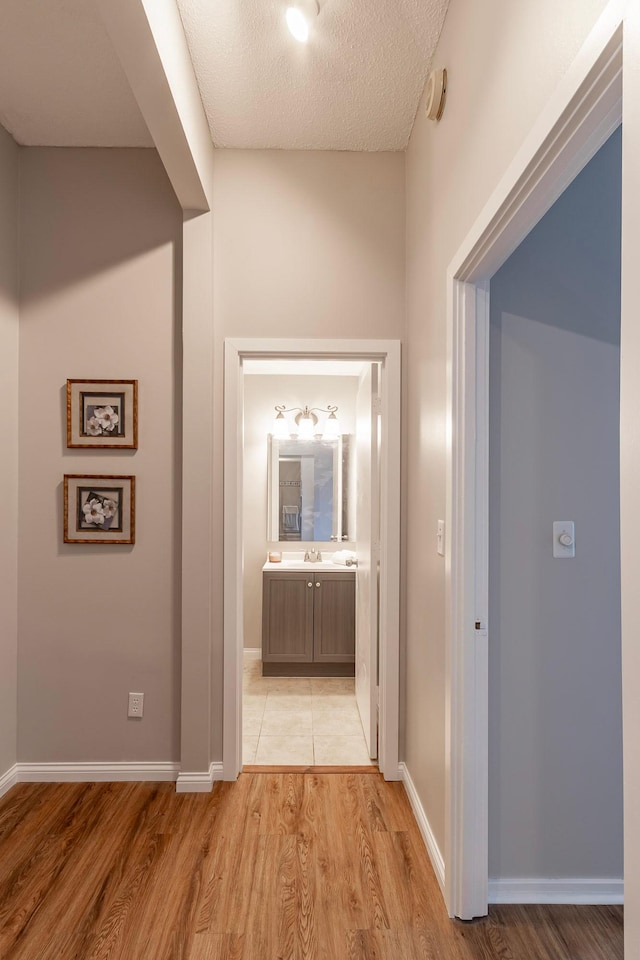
[242,358,374,768]
[223,339,401,781]
[487,127,623,904]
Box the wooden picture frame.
[67,379,138,449]
[64,475,136,544]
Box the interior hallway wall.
[242,374,358,651]
[211,150,405,752]
[404,0,612,857]
[18,148,183,764]
[489,129,622,881]
[0,125,19,781]
[213,151,405,341]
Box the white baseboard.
[488,877,624,905]
[176,762,224,793]
[398,764,623,908]
[15,762,180,783]
[243,648,262,661]
[399,762,445,894]
[0,764,19,799]
[0,761,228,796]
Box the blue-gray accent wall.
[489,127,623,881]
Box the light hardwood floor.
[0,775,623,959]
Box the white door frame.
[445,5,623,919]
[223,338,401,781]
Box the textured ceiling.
[0,0,152,147]
[0,0,449,151]
[176,0,450,151]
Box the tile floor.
[243,655,374,766]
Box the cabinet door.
[262,573,313,662]
[313,573,355,663]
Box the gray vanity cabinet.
[262,573,314,663]
[312,573,355,663]
[262,570,355,676]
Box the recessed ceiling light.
[285,0,319,43]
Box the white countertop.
[262,551,355,573]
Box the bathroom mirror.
[267,436,350,542]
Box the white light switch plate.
[553,521,575,558]
[437,520,445,557]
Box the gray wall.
[18,149,183,764]
[488,128,623,880]
[4,146,403,774]
[0,125,19,779]
[403,0,610,851]
[211,150,405,757]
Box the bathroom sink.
[262,554,354,572]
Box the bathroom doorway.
[223,338,401,780]
[243,360,370,767]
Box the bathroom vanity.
[261,559,355,676]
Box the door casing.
[355,363,380,758]
[444,6,623,920]
[223,338,401,781]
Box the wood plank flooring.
[0,775,623,959]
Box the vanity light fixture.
[272,409,291,439]
[322,408,341,439]
[296,407,316,440]
[285,0,319,43]
[272,404,341,440]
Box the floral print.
[81,493,118,529]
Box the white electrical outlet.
[128,692,144,718]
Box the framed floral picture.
[64,475,135,544]
[66,379,138,449]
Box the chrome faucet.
[304,549,322,562]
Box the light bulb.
[286,6,309,42]
[323,412,341,439]
[297,414,315,439]
[272,413,289,439]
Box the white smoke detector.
[425,68,447,122]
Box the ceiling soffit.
[0,0,152,147]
